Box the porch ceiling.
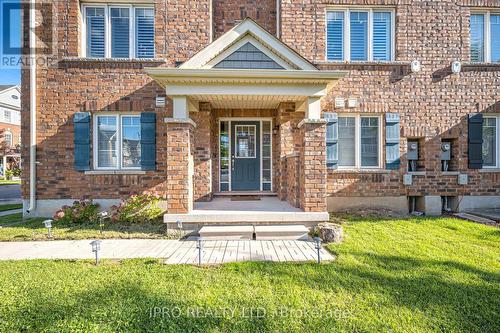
[189,94,306,109]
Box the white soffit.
[180,18,317,71]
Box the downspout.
[27,0,36,213]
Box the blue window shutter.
[326,12,344,61]
[373,12,392,61]
[491,14,500,62]
[324,112,338,169]
[74,112,91,171]
[385,113,400,170]
[468,113,483,169]
[86,7,105,58]
[141,112,156,170]
[135,8,155,58]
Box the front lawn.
[0,216,498,332]
[0,203,22,212]
[0,179,21,186]
[0,213,172,241]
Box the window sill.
[60,58,166,66]
[479,168,500,173]
[330,169,390,174]
[441,171,460,175]
[84,170,146,175]
[407,171,426,176]
[462,62,500,69]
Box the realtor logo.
[1,0,57,68]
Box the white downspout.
[27,0,36,214]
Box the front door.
[231,121,260,191]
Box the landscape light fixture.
[313,237,322,264]
[196,237,203,266]
[42,219,53,238]
[98,211,108,234]
[90,240,102,266]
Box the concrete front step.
[198,225,310,240]
[199,225,254,240]
[254,225,309,240]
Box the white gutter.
[27,0,36,214]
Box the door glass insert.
[235,125,256,158]
[220,121,230,189]
[262,121,272,185]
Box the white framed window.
[4,131,13,147]
[81,4,155,59]
[483,116,499,168]
[93,114,141,170]
[470,11,500,63]
[336,114,382,169]
[326,8,395,62]
[4,110,11,123]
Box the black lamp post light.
[313,237,322,264]
[196,236,203,266]
[42,219,53,238]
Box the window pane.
[86,7,105,58]
[361,117,379,167]
[5,132,12,146]
[491,14,500,62]
[135,8,155,58]
[97,116,118,168]
[470,14,485,62]
[373,12,392,61]
[326,11,344,61]
[483,118,497,167]
[122,116,141,168]
[350,11,368,61]
[220,122,229,184]
[235,125,255,158]
[338,117,355,166]
[111,8,130,58]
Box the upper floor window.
[483,116,499,168]
[4,131,12,147]
[326,9,394,62]
[82,5,155,59]
[4,110,11,123]
[470,11,500,62]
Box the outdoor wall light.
[451,60,461,74]
[90,240,102,266]
[313,237,322,264]
[196,237,203,266]
[42,219,53,238]
[411,60,421,73]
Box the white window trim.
[325,7,396,62]
[93,114,141,170]
[471,10,500,63]
[337,114,383,170]
[483,115,500,169]
[81,3,155,59]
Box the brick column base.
[165,120,195,213]
[299,120,327,212]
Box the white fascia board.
[165,84,327,97]
[180,18,317,70]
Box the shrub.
[53,200,99,224]
[11,167,21,177]
[109,194,163,224]
[4,169,13,180]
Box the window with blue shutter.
[86,7,105,58]
[135,8,155,58]
[373,12,392,61]
[468,114,483,169]
[470,14,485,62]
[491,14,500,62]
[140,112,156,171]
[385,113,400,170]
[326,12,344,61]
[74,112,91,171]
[110,8,130,58]
[324,113,338,169]
[350,12,368,61]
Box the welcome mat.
[231,196,261,201]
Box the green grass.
[0,178,21,185]
[0,203,22,212]
[0,213,173,241]
[0,216,498,332]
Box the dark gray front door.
[231,121,260,191]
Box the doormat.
[231,196,261,201]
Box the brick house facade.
[22,1,500,218]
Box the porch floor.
[164,197,329,224]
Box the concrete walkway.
[0,239,334,264]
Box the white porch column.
[305,96,322,120]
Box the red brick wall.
[212,0,277,39]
